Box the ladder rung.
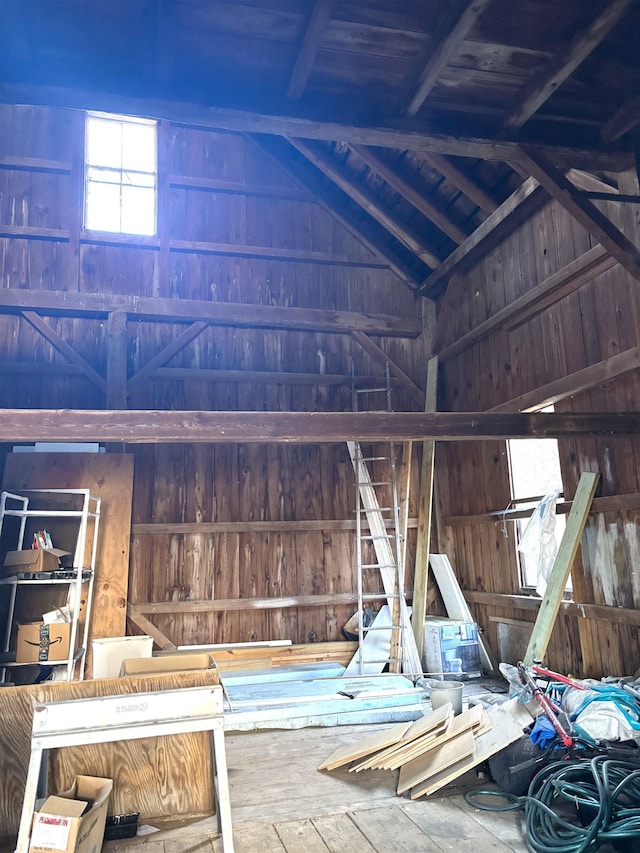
[360,658,403,664]
[361,563,397,569]
[359,456,392,462]
[364,626,402,633]
[359,480,393,487]
[361,593,399,600]
[361,534,395,541]
[359,507,394,513]
[355,387,388,394]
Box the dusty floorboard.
[104,724,529,852]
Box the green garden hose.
[464,756,640,852]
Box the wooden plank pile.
[319,698,534,798]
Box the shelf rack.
[0,489,101,681]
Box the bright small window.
[84,113,157,236]
[507,407,567,591]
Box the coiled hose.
[465,756,640,852]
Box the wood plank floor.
[105,724,528,853]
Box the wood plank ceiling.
[1,0,640,299]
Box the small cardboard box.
[2,548,68,577]
[120,651,218,678]
[17,622,71,663]
[29,775,112,853]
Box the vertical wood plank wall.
[0,104,425,647]
[436,189,640,678]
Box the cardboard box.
[120,651,219,678]
[17,621,71,663]
[422,617,482,681]
[2,548,68,577]
[29,775,112,853]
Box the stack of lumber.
[319,698,534,799]
[161,641,358,673]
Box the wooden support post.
[411,357,439,663]
[523,472,600,665]
[106,311,129,409]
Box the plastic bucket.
[429,680,464,715]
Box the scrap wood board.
[349,703,453,772]
[396,705,485,792]
[410,698,535,799]
[357,704,457,772]
[318,720,413,771]
[399,730,477,795]
[381,706,490,772]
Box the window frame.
[505,424,568,595]
[83,111,158,237]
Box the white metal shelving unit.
[0,489,101,681]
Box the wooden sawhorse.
[17,685,234,853]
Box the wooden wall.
[435,184,640,678]
[0,104,427,648]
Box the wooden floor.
[105,724,528,853]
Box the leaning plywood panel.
[318,720,413,771]
[410,699,535,798]
[3,452,134,677]
[0,671,219,841]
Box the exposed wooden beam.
[504,0,634,129]
[289,139,443,269]
[169,174,314,202]
[287,0,335,100]
[491,347,640,413]
[446,491,640,527]
[602,94,640,143]
[136,593,363,614]
[0,225,70,242]
[155,368,385,387]
[1,410,639,444]
[21,311,107,394]
[0,157,71,174]
[411,357,439,659]
[350,145,468,243]
[431,272,466,354]
[566,169,620,196]
[437,245,617,361]
[404,0,493,116]
[132,518,419,535]
[466,589,640,629]
[420,153,498,215]
[127,321,210,393]
[420,177,546,297]
[0,289,422,337]
[0,82,631,170]
[351,331,425,407]
[106,311,128,409]
[519,145,640,282]
[127,603,176,650]
[248,134,422,286]
[168,237,387,268]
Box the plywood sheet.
[3,452,134,676]
[0,671,219,841]
[318,720,412,771]
[398,730,476,796]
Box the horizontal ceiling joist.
[0,83,630,171]
[0,288,420,337]
[0,410,638,444]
